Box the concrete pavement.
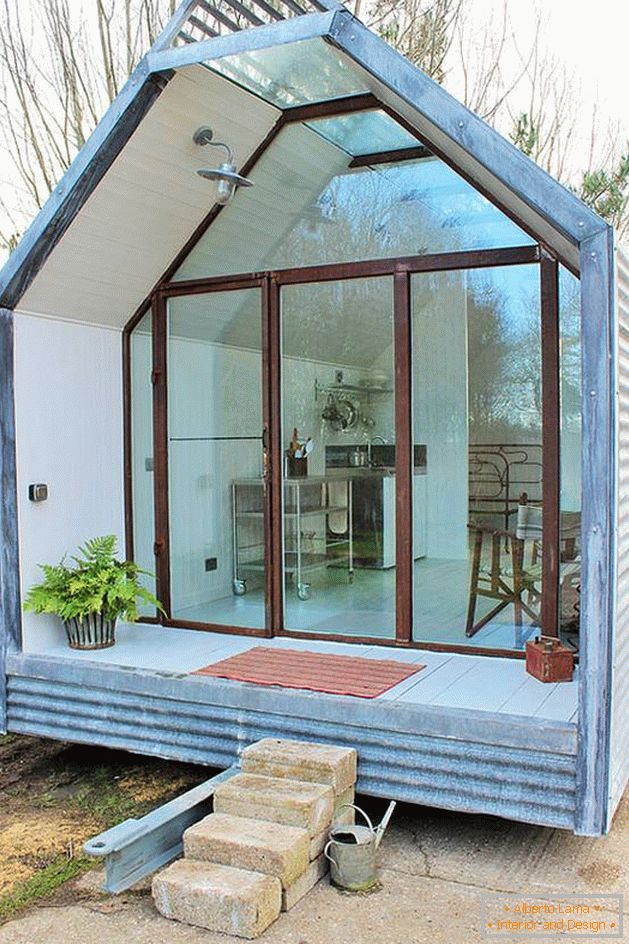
[1,794,626,944]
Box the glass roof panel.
[304,109,419,156]
[174,121,534,281]
[205,38,367,107]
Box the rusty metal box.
[525,637,574,683]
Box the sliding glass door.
[166,286,268,631]
[280,276,396,639]
[137,245,567,653]
[410,264,545,651]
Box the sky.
[484,0,627,128]
[0,0,627,263]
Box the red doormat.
[193,646,425,698]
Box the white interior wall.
[413,273,469,559]
[14,312,125,650]
[166,335,389,613]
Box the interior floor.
[174,556,540,650]
[27,623,578,723]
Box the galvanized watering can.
[324,801,396,891]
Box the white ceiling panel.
[18,65,279,328]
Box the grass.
[74,766,148,828]
[0,855,93,923]
[0,736,205,925]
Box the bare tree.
[0,0,176,250]
[367,0,463,84]
[364,0,628,239]
[0,0,626,250]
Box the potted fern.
[23,535,163,650]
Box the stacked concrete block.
[213,772,334,835]
[152,860,281,939]
[240,739,357,796]
[184,813,309,887]
[152,739,358,938]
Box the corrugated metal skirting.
[611,246,629,821]
[7,672,577,830]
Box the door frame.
[153,275,271,638]
[125,241,564,656]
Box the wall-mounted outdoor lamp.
[193,126,254,205]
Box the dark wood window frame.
[124,241,572,657]
[122,91,573,657]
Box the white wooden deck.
[28,623,578,723]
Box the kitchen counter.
[234,468,427,485]
[324,467,427,478]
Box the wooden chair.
[466,495,581,642]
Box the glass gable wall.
[174,118,534,282]
[129,96,580,655]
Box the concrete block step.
[310,800,355,860]
[184,813,309,887]
[152,859,281,940]
[214,773,334,837]
[282,854,328,912]
[241,738,357,796]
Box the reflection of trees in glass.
[467,270,542,443]
[266,164,433,270]
[282,278,392,369]
[263,156,527,271]
[559,269,581,432]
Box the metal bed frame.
[468,443,543,530]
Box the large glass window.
[280,276,396,638]
[411,265,543,650]
[174,120,534,282]
[130,311,156,615]
[167,288,266,629]
[559,266,581,651]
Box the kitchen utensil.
[334,398,358,432]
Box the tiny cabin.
[0,0,627,836]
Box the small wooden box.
[526,637,574,683]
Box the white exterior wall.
[14,313,124,650]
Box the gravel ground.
[1,791,626,944]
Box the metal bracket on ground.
[83,764,240,893]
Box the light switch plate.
[28,483,48,502]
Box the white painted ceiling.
[17,66,280,328]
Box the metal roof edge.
[146,9,336,73]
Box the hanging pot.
[329,398,358,432]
